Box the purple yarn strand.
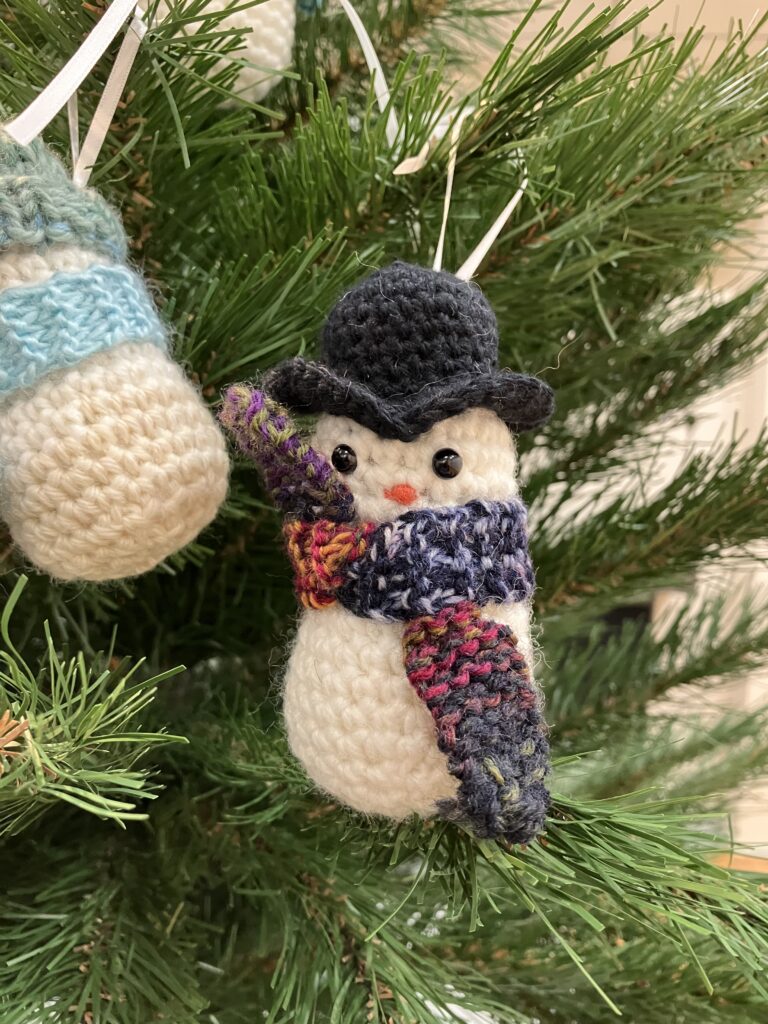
[220,385,354,522]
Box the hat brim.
[264,358,554,442]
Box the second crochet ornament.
[0,135,229,581]
[157,0,297,102]
[222,263,554,844]
[0,0,232,583]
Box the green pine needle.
[0,578,186,836]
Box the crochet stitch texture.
[284,499,536,620]
[220,385,354,522]
[156,0,296,102]
[221,387,551,844]
[284,518,377,609]
[404,601,549,842]
[0,342,229,581]
[0,264,165,394]
[323,262,499,400]
[0,134,229,580]
[338,500,536,621]
[0,134,125,260]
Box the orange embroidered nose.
[384,483,418,506]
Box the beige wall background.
[468,1,768,856]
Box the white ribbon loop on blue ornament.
[72,10,147,187]
[5,0,145,187]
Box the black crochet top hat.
[265,262,554,442]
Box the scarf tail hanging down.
[403,601,549,843]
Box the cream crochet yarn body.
[0,136,229,581]
[158,0,296,102]
[0,339,228,582]
[284,599,533,819]
[283,409,537,819]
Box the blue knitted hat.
[0,135,126,260]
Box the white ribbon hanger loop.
[73,9,147,187]
[5,0,146,189]
[455,157,529,282]
[337,0,399,149]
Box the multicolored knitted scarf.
[221,385,550,844]
[285,500,535,619]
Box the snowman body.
[282,408,537,819]
[284,599,533,818]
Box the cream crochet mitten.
[0,134,229,581]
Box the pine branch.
[535,434,768,612]
[169,689,768,1017]
[527,281,768,492]
[515,795,768,1004]
[168,231,378,386]
[477,922,767,1023]
[0,825,206,1024]
[1,2,768,1021]
[542,592,768,738]
[561,708,768,803]
[0,578,184,836]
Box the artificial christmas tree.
[2,1,768,1022]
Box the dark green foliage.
[0,578,184,836]
[1,1,768,1021]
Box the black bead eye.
[331,444,358,474]
[432,448,463,479]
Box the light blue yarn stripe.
[0,263,167,395]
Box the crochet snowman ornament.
[223,262,554,843]
[0,134,229,581]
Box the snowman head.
[312,407,519,523]
[264,263,553,522]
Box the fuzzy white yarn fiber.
[0,244,99,290]
[158,0,297,102]
[285,600,533,820]
[0,341,229,581]
[283,408,537,819]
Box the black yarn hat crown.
[265,262,554,441]
[321,261,500,399]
